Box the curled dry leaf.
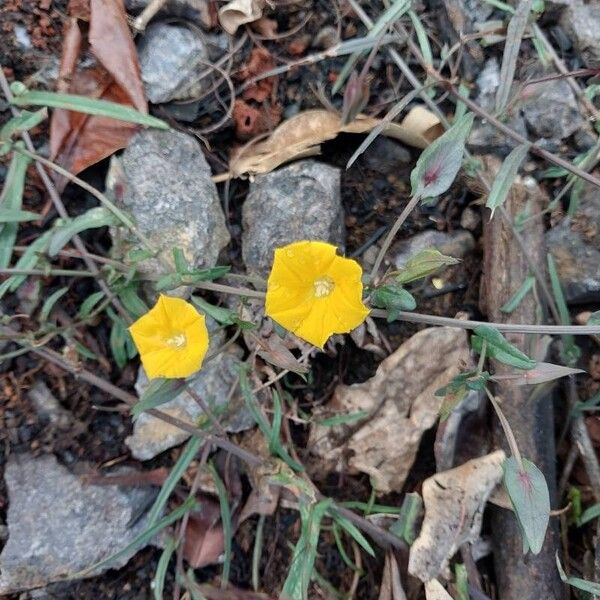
[219,0,269,35]
[308,327,470,493]
[408,450,506,582]
[228,107,441,179]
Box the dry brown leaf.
[183,497,225,568]
[219,0,268,35]
[424,580,453,600]
[228,107,441,179]
[308,327,470,493]
[408,450,505,583]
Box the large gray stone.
[126,347,254,460]
[546,184,600,304]
[137,22,210,103]
[242,160,344,276]
[109,129,230,280]
[522,78,582,140]
[0,454,155,594]
[560,3,600,68]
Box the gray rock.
[394,229,475,270]
[522,78,582,140]
[28,381,72,429]
[465,0,494,23]
[560,3,600,68]
[0,454,155,594]
[126,348,254,460]
[546,184,600,304]
[109,129,229,280]
[137,22,210,103]
[242,160,344,276]
[360,137,412,175]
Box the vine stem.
[0,267,96,278]
[486,387,524,470]
[369,193,422,282]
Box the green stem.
[0,267,95,278]
[486,387,524,470]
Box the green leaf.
[209,462,233,588]
[10,88,169,130]
[191,296,255,330]
[454,563,469,600]
[118,284,148,320]
[486,143,530,218]
[579,503,600,526]
[318,411,369,427]
[507,362,584,386]
[173,247,189,273]
[0,208,40,223]
[588,311,600,326]
[500,275,536,313]
[153,536,178,600]
[78,496,197,577]
[131,378,187,418]
[372,282,416,321]
[282,499,332,600]
[107,308,137,368]
[503,457,550,554]
[39,286,68,322]
[472,325,536,370]
[330,511,375,557]
[48,207,119,257]
[0,108,48,146]
[78,291,106,319]
[410,113,474,199]
[556,553,600,595]
[395,248,460,284]
[389,492,423,545]
[0,147,31,268]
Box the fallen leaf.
[50,0,147,189]
[183,496,225,568]
[408,450,506,582]
[378,551,408,600]
[424,580,453,600]
[229,107,441,179]
[219,0,268,35]
[308,327,470,493]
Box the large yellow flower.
[265,241,369,348]
[128,295,209,379]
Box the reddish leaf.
[183,497,226,568]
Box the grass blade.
[486,143,530,218]
[500,275,536,314]
[153,536,178,600]
[11,89,169,129]
[209,462,232,588]
[40,286,69,321]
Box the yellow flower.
[265,240,369,348]
[129,294,209,379]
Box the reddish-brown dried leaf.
[183,498,226,568]
[89,0,146,112]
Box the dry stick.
[132,0,168,31]
[0,68,132,324]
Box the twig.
[132,0,168,32]
[0,267,95,278]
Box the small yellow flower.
[265,240,369,348]
[129,295,209,379]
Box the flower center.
[313,276,335,298]
[165,333,187,349]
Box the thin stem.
[369,194,421,281]
[192,280,266,299]
[0,267,96,278]
[486,387,524,469]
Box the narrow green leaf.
[579,503,600,526]
[410,113,474,199]
[118,284,148,320]
[78,290,106,319]
[48,207,119,257]
[209,462,232,588]
[500,275,536,314]
[372,283,416,321]
[472,325,536,370]
[39,286,68,321]
[556,553,600,594]
[153,536,178,600]
[0,208,40,223]
[191,296,254,329]
[0,108,48,143]
[78,496,197,577]
[486,143,530,218]
[131,378,187,418]
[389,492,423,545]
[0,148,31,268]
[454,83,470,122]
[454,563,469,600]
[503,457,550,554]
[11,89,169,129]
[330,511,375,557]
[282,499,332,600]
[107,308,137,368]
[147,436,202,527]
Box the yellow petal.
[265,240,369,348]
[129,294,209,379]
